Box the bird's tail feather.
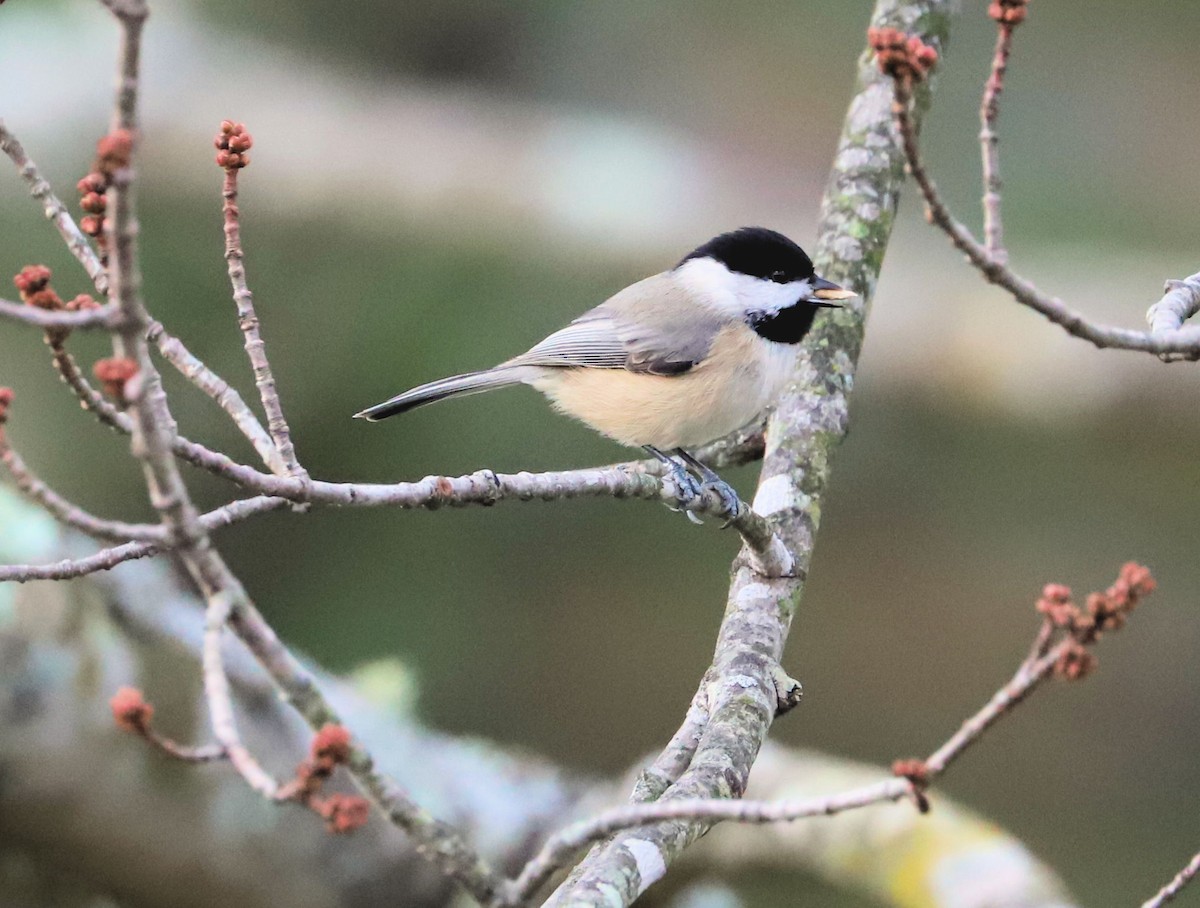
[354,366,537,421]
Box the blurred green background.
[2,1,1199,905]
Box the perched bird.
[355,227,853,517]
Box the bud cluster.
[13,264,62,311]
[279,724,370,834]
[93,357,139,402]
[988,0,1030,25]
[214,120,253,170]
[1036,563,1156,680]
[77,129,133,243]
[867,26,939,83]
[110,686,154,735]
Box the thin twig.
[221,166,305,479]
[1142,850,1200,908]
[141,733,227,763]
[0,463,787,581]
[979,22,1015,263]
[524,560,1156,904]
[0,495,289,582]
[0,297,118,330]
[0,538,160,582]
[0,121,109,295]
[147,319,287,475]
[893,81,1200,358]
[202,591,281,797]
[0,432,163,542]
[48,336,298,480]
[48,339,131,433]
[0,120,285,473]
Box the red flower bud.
[95,129,134,176]
[110,686,154,733]
[80,192,107,214]
[316,794,371,834]
[310,724,353,767]
[13,264,52,295]
[93,357,139,401]
[77,172,107,194]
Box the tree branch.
[542,3,954,904]
[1142,850,1200,908]
[220,159,307,480]
[892,65,1200,358]
[201,590,282,797]
[0,430,163,542]
[0,121,109,295]
[0,297,118,330]
[979,21,1016,263]
[147,318,288,475]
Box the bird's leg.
[674,448,744,524]
[644,445,705,524]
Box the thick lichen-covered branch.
[541,2,953,905]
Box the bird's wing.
[505,274,725,376]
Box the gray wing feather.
[510,318,630,369]
[505,273,727,376]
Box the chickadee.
[355,227,854,516]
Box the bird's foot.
[698,477,744,526]
[672,448,745,525]
[645,445,707,524]
[661,461,708,525]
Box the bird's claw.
[700,478,743,526]
[663,469,745,526]
[648,446,744,526]
[662,463,707,521]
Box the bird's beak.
[808,275,856,307]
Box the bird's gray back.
[505,272,733,376]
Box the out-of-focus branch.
[1142,850,1200,908]
[109,686,228,763]
[217,128,307,480]
[202,590,281,797]
[543,3,954,904]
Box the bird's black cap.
[677,227,815,284]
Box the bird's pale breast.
[532,324,797,449]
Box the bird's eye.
[769,270,789,284]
